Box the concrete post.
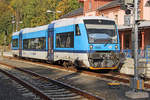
[133,0,139,92]
[126,0,149,98]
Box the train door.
[19,31,22,57]
[48,24,54,62]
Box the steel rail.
[0,68,51,100]
[3,56,150,89]
[0,62,103,100]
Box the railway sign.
[124,15,131,26]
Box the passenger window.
[12,39,18,47]
[75,24,81,36]
[23,37,46,50]
[56,32,74,48]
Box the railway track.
[2,56,150,89]
[0,63,102,100]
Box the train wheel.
[57,60,63,65]
[46,61,54,64]
[74,60,82,70]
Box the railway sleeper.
[49,95,84,100]
[22,92,35,97]
[47,93,78,97]
[38,84,59,88]
[44,91,73,95]
[42,88,67,92]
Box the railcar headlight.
[90,45,93,50]
[108,46,112,49]
[115,45,118,49]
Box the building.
[83,0,113,16]
[60,7,84,18]
[62,0,150,57]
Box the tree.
[0,0,83,46]
[0,1,12,46]
[56,0,82,19]
[10,0,58,27]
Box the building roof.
[60,7,83,18]
[118,25,132,31]
[118,21,150,30]
[140,20,150,28]
[97,0,121,11]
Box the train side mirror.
[75,24,81,36]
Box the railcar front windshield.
[84,19,118,44]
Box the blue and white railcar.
[11,25,49,60]
[11,16,123,70]
[53,16,122,70]
[21,25,48,60]
[12,31,21,56]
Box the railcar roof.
[12,31,20,36]
[12,16,114,35]
[53,16,114,28]
[22,24,49,34]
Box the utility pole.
[119,0,149,98]
[12,16,15,33]
[133,0,138,92]
[16,21,19,31]
[46,10,62,21]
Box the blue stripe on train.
[22,49,47,51]
[12,48,19,50]
[11,49,120,53]
[54,50,120,53]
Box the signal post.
[119,0,149,99]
